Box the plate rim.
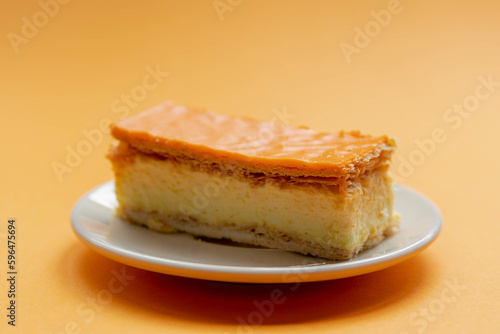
[71,181,442,283]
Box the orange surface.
[1,1,499,333]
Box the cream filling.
[114,152,395,252]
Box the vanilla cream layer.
[113,149,395,253]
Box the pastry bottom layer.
[118,206,397,260]
[110,146,399,260]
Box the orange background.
[1,0,499,333]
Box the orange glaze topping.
[111,101,394,173]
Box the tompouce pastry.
[107,101,399,260]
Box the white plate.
[71,181,441,283]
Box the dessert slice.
[108,101,399,260]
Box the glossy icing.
[112,101,394,169]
